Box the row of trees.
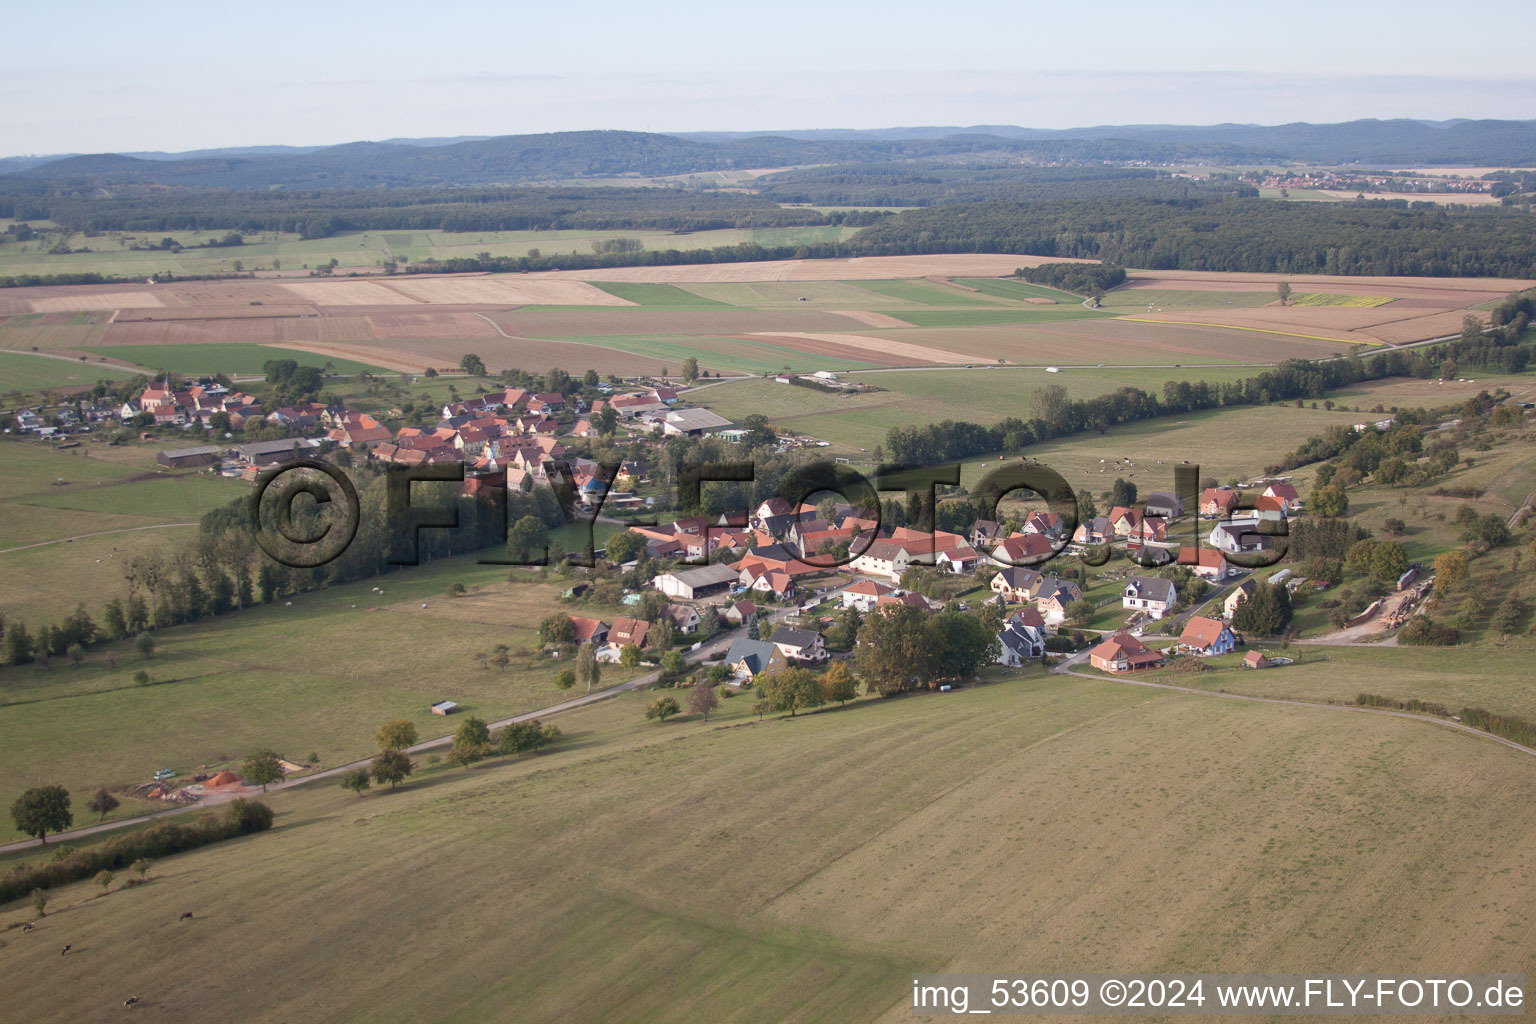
[884,316,1530,471]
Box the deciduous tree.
[10,785,71,844]
[687,682,720,721]
[242,749,284,792]
[87,788,119,822]
[371,749,414,789]
[645,695,682,722]
[375,719,418,751]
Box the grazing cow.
[60,944,72,955]
[179,912,194,921]
[22,922,34,931]
[124,997,140,1007]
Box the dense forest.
[847,196,1536,277]
[0,183,850,234]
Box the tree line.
[881,319,1532,468]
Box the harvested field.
[29,291,164,313]
[0,323,111,350]
[344,335,682,376]
[1126,305,1488,345]
[91,343,396,375]
[101,316,377,346]
[282,280,422,305]
[673,280,920,309]
[263,342,433,374]
[484,307,852,338]
[1119,270,1532,304]
[748,331,957,365]
[541,253,1088,283]
[545,334,886,375]
[366,311,503,339]
[830,309,912,328]
[379,276,635,306]
[158,282,307,306]
[874,318,1350,364]
[112,304,318,321]
[1114,316,1366,344]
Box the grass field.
[0,351,137,394]
[695,366,1277,451]
[89,344,396,376]
[953,278,1085,303]
[0,226,862,278]
[1165,644,1536,721]
[548,334,883,375]
[0,440,246,621]
[848,279,1005,306]
[0,560,639,823]
[588,282,730,307]
[5,672,1536,1021]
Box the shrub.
[0,800,275,903]
[1398,618,1460,646]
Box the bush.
[1398,617,1460,646]
[0,799,275,904]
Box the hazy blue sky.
[3,0,1532,155]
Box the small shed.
[430,700,460,715]
[1243,650,1270,669]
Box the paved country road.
[0,614,777,855]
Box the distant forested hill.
[8,121,1536,190]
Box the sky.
[3,0,1534,156]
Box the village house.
[970,519,1007,549]
[839,579,899,612]
[1072,516,1111,546]
[990,566,1043,603]
[1177,547,1230,580]
[989,532,1056,567]
[723,637,786,683]
[769,626,828,664]
[1034,578,1084,626]
[1262,482,1302,514]
[1223,578,1258,620]
[1143,491,1186,518]
[1179,616,1236,656]
[1208,518,1269,555]
[569,617,610,646]
[936,545,982,574]
[1089,633,1164,673]
[1200,487,1239,518]
[997,620,1047,666]
[722,600,758,627]
[608,617,650,650]
[849,538,919,582]
[1122,575,1178,619]
[660,604,702,635]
